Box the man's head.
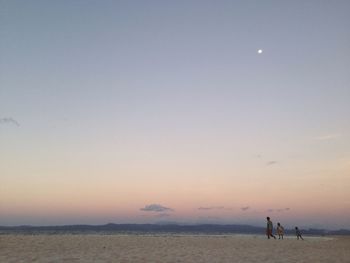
[267,217,270,220]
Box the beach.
[0,234,349,262]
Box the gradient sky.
[1,0,350,229]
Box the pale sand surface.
[1,234,349,263]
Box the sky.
[1,0,350,229]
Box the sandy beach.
[0,234,349,263]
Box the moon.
[257,49,263,54]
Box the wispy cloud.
[277,208,290,212]
[266,161,277,166]
[313,134,340,141]
[241,206,250,211]
[267,208,290,213]
[198,206,225,210]
[140,204,173,212]
[0,117,20,126]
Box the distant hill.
[0,224,349,235]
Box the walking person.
[295,227,304,240]
[277,222,284,239]
[266,217,276,239]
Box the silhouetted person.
[295,227,304,240]
[266,217,276,239]
[277,222,284,239]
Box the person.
[277,222,284,239]
[295,227,304,240]
[266,217,276,239]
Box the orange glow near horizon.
[1,155,349,228]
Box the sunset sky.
[1,0,350,229]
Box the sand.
[0,234,349,262]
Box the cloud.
[267,208,290,213]
[140,204,173,212]
[198,206,225,210]
[266,161,277,166]
[276,208,290,212]
[0,117,20,126]
[241,206,250,211]
[313,134,340,140]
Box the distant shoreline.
[1,224,349,236]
